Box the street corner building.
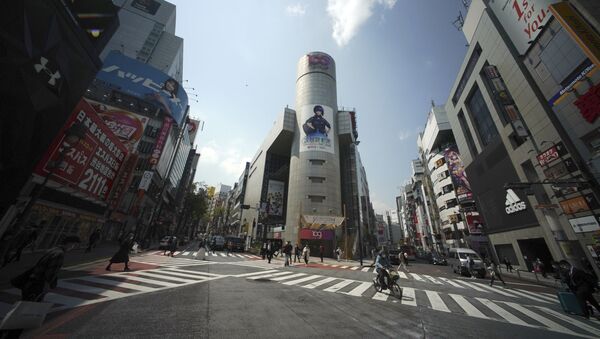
[235,52,377,259]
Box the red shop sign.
[574,83,600,123]
[34,99,128,202]
[536,142,567,167]
[149,116,173,168]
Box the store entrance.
[517,238,553,272]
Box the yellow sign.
[550,2,600,67]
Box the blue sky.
[171,0,469,213]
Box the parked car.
[448,248,485,278]
[225,236,245,252]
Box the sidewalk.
[271,253,373,267]
[0,241,127,290]
[497,266,563,288]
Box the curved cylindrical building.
[285,52,342,244]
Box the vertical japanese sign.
[34,99,128,202]
[149,116,173,169]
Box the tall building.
[240,52,374,258]
[443,0,600,275]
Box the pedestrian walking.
[503,257,513,273]
[335,247,342,262]
[319,244,325,263]
[266,241,273,263]
[559,260,600,319]
[467,255,476,279]
[106,233,135,271]
[261,242,267,260]
[283,241,293,267]
[85,229,101,253]
[488,260,506,287]
[4,225,39,265]
[169,236,177,257]
[397,251,410,273]
[226,241,232,256]
[302,243,310,265]
[4,236,80,338]
[295,244,301,263]
[211,238,217,254]
[535,258,547,278]
[163,236,172,256]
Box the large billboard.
[487,0,559,54]
[96,51,188,126]
[34,99,128,202]
[267,180,285,217]
[443,146,473,203]
[85,99,149,153]
[300,104,334,154]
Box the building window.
[466,86,499,147]
[457,110,478,157]
[308,176,326,183]
[452,44,482,105]
[308,195,326,203]
[309,159,325,166]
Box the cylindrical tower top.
[297,51,336,82]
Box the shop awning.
[300,215,345,230]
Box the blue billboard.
[97,51,188,125]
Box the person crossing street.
[283,241,293,267]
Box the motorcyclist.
[375,250,390,289]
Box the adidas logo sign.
[505,189,526,214]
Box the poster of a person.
[303,105,330,137]
[300,104,334,153]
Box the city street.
[2,249,599,339]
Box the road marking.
[470,282,517,297]
[182,252,190,256]
[513,288,556,303]
[453,280,488,292]
[476,298,529,326]
[437,277,464,288]
[247,271,294,280]
[401,287,416,306]
[233,270,278,277]
[410,273,425,282]
[535,306,600,337]
[43,292,87,307]
[302,277,337,289]
[112,275,179,287]
[57,281,126,299]
[339,266,350,269]
[74,276,156,292]
[192,252,198,256]
[350,267,359,270]
[282,275,323,286]
[372,291,389,301]
[398,271,408,279]
[270,273,306,282]
[153,270,210,280]
[502,301,575,334]
[127,271,195,283]
[449,294,487,319]
[219,253,227,257]
[167,268,223,277]
[361,267,369,272]
[501,288,551,304]
[330,265,339,268]
[343,282,372,297]
[323,279,354,292]
[425,290,449,312]
[422,275,443,285]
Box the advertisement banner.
[267,180,285,216]
[34,100,128,202]
[466,215,484,235]
[537,142,568,166]
[85,99,149,153]
[487,0,559,54]
[187,119,202,145]
[299,229,334,240]
[560,196,590,214]
[443,146,473,202]
[299,104,334,154]
[550,2,600,68]
[149,116,173,169]
[569,215,600,233]
[96,51,188,126]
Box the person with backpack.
[560,260,600,319]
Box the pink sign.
[149,116,173,168]
[300,229,334,240]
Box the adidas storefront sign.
[505,189,526,214]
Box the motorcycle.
[373,267,403,299]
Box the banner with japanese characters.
[34,99,128,202]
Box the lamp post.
[11,122,86,232]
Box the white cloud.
[398,130,412,141]
[286,3,306,16]
[197,140,252,184]
[327,0,397,47]
[199,145,219,164]
[371,197,393,215]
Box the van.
[448,248,486,278]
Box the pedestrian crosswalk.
[161,250,261,260]
[236,269,600,337]
[0,267,226,319]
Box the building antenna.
[452,11,465,31]
[431,99,435,108]
[462,0,470,10]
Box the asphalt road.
[3,250,599,339]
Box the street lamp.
[11,122,86,231]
